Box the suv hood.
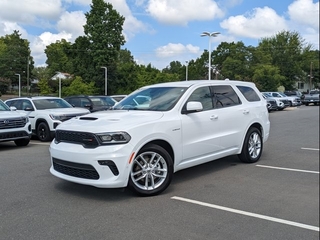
[57,110,164,132]
[0,110,28,118]
[39,108,89,115]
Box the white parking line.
[301,147,319,151]
[256,165,319,174]
[171,196,319,232]
[30,141,50,146]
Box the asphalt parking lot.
[0,105,319,240]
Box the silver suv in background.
[265,92,301,107]
[0,99,31,146]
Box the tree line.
[0,0,319,97]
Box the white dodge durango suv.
[49,80,270,196]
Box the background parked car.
[0,99,31,146]
[64,95,117,112]
[301,90,320,106]
[109,95,127,102]
[284,90,303,98]
[5,96,89,141]
[262,93,286,111]
[262,92,295,107]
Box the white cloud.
[146,0,224,25]
[30,31,72,65]
[107,0,150,40]
[0,22,27,37]
[0,0,62,25]
[56,11,86,41]
[220,7,288,38]
[155,43,200,58]
[288,0,319,29]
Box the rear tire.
[128,144,173,196]
[238,127,263,163]
[37,122,51,142]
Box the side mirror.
[24,107,34,111]
[10,106,17,111]
[184,101,203,113]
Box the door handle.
[243,110,250,115]
[210,115,218,120]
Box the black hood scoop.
[79,117,98,121]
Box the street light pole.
[101,66,108,95]
[15,73,21,97]
[309,61,313,90]
[185,61,188,81]
[201,31,220,80]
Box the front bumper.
[49,141,135,188]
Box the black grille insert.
[55,130,99,148]
[52,158,99,180]
[0,117,27,129]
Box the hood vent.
[79,117,98,121]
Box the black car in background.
[64,95,117,112]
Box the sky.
[0,0,319,70]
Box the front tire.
[14,138,30,146]
[128,144,173,196]
[37,122,51,142]
[238,127,263,163]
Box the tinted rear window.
[236,86,261,102]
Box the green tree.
[212,41,253,80]
[0,30,34,87]
[62,76,96,96]
[252,64,284,91]
[257,30,312,90]
[38,79,53,95]
[45,39,73,78]
[83,0,125,94]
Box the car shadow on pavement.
[52,155,243,200]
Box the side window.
[21,100,33,110]
[236,86,261,102]
[212,85,241,108]
[67,98,80,107]
[80,98,91,107]
[7,100,22,110]
[184,86,213,111]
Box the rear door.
[210,85,247,151]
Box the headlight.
[49,114,64,121]
[22,117,29,123]
[97,132,131,144]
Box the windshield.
[279,93,287,97]
[113,87,187,111]
[310,90,320,94]
[0,100,10,111]
[33,98,73,110]
[262,93,272,98]
[90,96,117,107]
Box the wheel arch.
[137,139,175,165]
[239,122,263,153]
[35,118,48,130]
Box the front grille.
[55,130,99,148]
[52,157,99,180]
[0,117,27,129]
[280,99,289,105]
[0,131,29,141]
